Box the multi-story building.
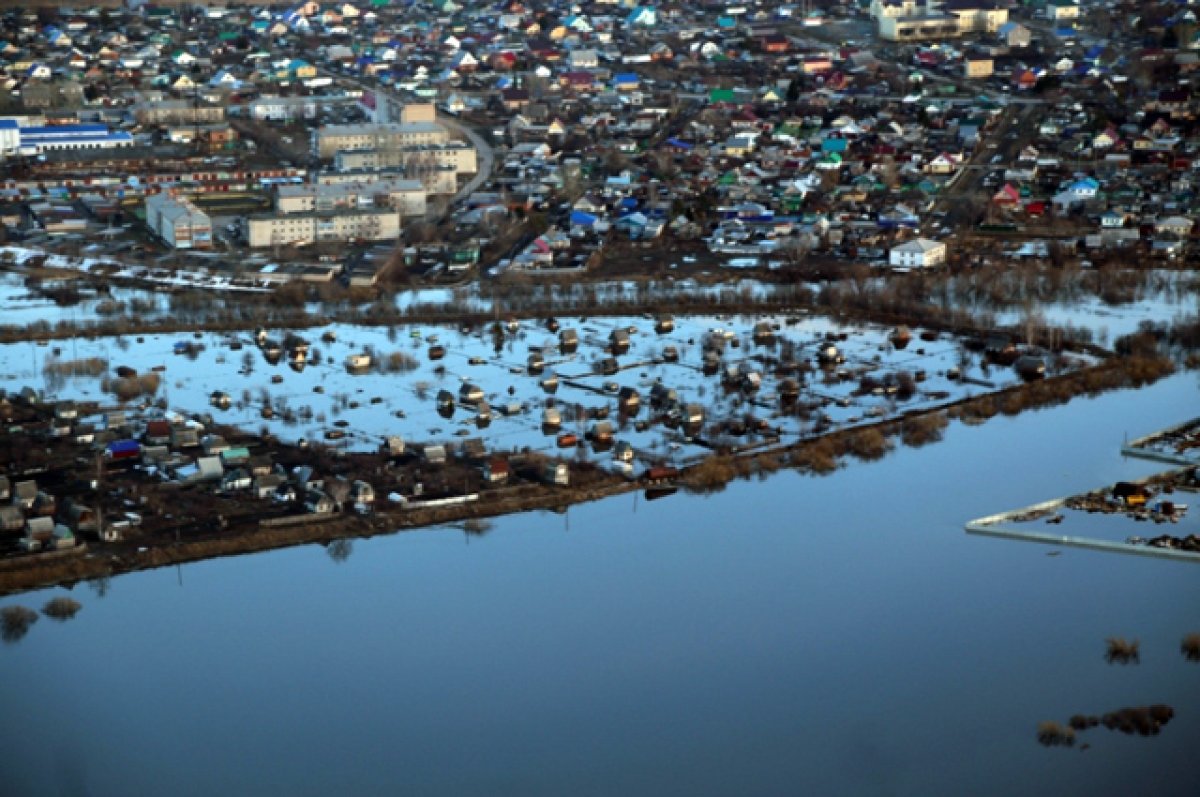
[318,167,458,196]
[334,141,477,175]
[889,238,946,268]
[246,208,401,248]
[316,122,449,159]
[871,0,1007,41]
[135,100,226,126]
[144,193,213,249]
[274,178,427,217]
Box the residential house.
[889,238,947,268]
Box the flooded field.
[1123,418,1200,467]
[968,468,1200,557]
[0,312,1093,468]
[1,371,1197,796]
[0,272,169,329]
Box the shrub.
[685,456,739,492]
[846,427,892,461]
[1036,721,1075,747]
[1,605,38,643]
[900,412,948,448]
[1181,633,1200,662]
[1105,637,1140,665]
[41,597,82,621]
[379,350,419,374]
[792,437,840,474]
[102,372,161,402]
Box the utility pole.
[94,450,104,545]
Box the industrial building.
[3,122,135,155]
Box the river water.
[1,371,1198,796]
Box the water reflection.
[0,372,1197,795]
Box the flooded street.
[1,370,1197,795]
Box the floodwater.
[0,314,1093,471]
[1,370,1197,793]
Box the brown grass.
[43,357,108,378]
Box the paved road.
[437,114,495,203]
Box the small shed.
[351,480,375,504]
[591,420,614,442]
[195,456,225,482]
[609,328,631,354]
[254,473,286,499]
[171,425,201,448]
[483,458,511,484]
[106,439,142,461]
[13,480,38,509]
[559,328,579,353]
[24,515,55,542]
[618,387,641,413]
[220,447,252,467]
[305,489,336,514]
[423,444,448,465]
[542,461,570,486]
[0,505,24,532]
[752,321,775,343]
[221,468,252,492]
[61,500,96,533]
[145,419,172,445]
[650,383,677,409]
[461,438,487,462]
[595,357,620,376]
[51,524,77,550]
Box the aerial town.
[3,1,1200,791]
[0,0,1198,587]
